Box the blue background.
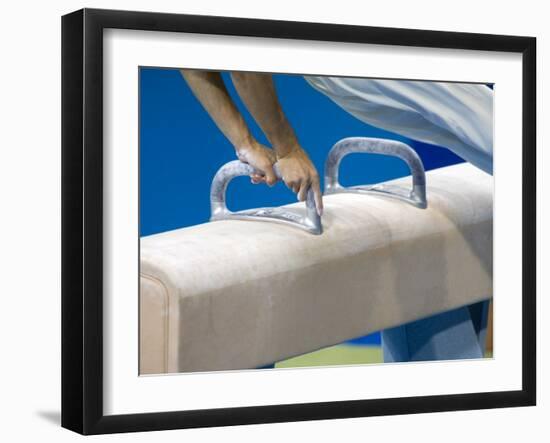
[139,68,466,347]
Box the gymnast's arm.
[230,72,323,215]
[180,70,278,186]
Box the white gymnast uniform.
[304,77,493,175]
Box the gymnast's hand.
[235,141,278,186]
[238,140,323,216]
[276,145,323,216]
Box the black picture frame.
[61,8,536,435]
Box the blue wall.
[139,68,467,348]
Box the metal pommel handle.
[210,161,257,219]
[210,160,322,235]
[324,137,427,208]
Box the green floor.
[275,344,383,368]
[275,344,493,368]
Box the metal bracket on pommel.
[324,137,428,209]
[210,160,323,235]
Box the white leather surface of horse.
[140,163,492,374]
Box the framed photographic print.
[61,8,536,435]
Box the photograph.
[138,68,494,375]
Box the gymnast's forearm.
[229,72,300,157]
[181,70,278,185]
[180,70,253,154]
